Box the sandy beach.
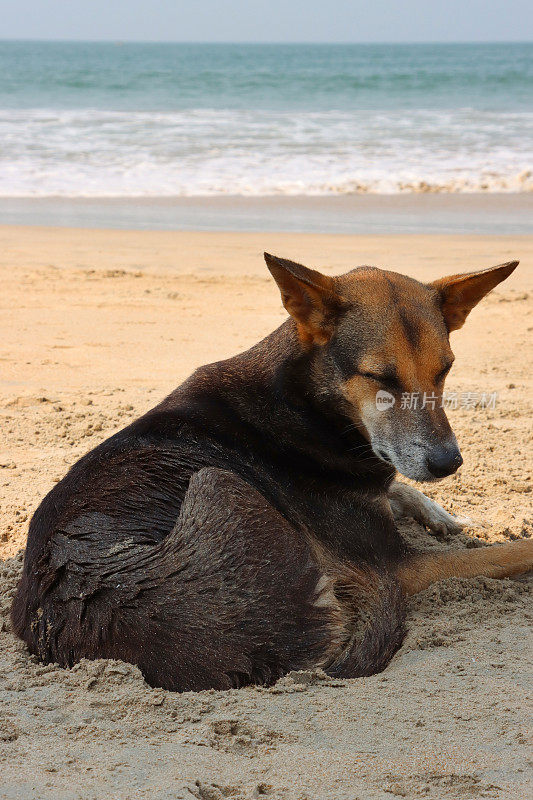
[0,225,532,800]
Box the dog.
[11,253,532,692]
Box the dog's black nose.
[426,445,463,478]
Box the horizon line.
[1,37,532,46]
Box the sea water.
[1,41,531,198]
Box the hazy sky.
[1,0,532,43]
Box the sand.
[0,226,532,800]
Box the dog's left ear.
[264,253,344,345]
[431,261,519,332]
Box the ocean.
[1,41,532,199]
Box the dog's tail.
[323,565,406,679]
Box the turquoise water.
[0,41,532,196]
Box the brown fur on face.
[265,254,518,481]
[334,268,454,411]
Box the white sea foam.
[0,108,531,197]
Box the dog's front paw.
[413,499,472,536]
[388,482,472,536]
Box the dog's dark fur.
[11,253,530,692]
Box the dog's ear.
[431,261,519,332]
[264,253,343,345]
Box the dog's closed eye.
[357,368,400,391]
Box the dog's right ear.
[431,261,519,332]
[264,253,343,345]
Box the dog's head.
[265,253,518,482]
